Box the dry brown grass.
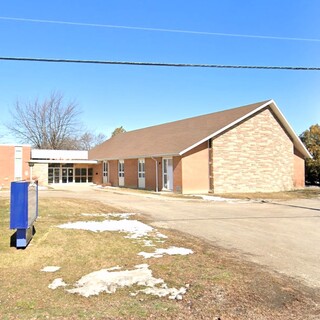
[97,185,320,201]
[0,196,319,319]
[215,188,320,201]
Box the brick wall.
[32,163,48,185]
[0,145,31,188]
[145,157,162,191]
[293,148,305,188]
[92,163,102,185]
[212,107,294,193]
[124,159,138,188]
[181,142,209,194]
[173,156,182,193]
[109,160,119,187]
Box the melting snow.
[49,278,67,289]
[155,232,168,239]
[41,266,61,273]
[138,246,194,259]
[52,216,190,300]
[139,285,187,300]
[142,239,155,247]
[63,264,188,299]
[200,195,234,202]
[58,219,153,238]
[81,213,135,219]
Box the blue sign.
[10,181,38,248]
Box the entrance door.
[103,161,108,184]
[162,158,173,191]
[62,167,74,183]
[138,159,145,189]
[118,160,124,187]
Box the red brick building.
[0,144,31,188]
[89,100,311,194]
[0,147,97,188]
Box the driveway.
[41,185,320,289]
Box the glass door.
[62,166,74,183]
[118,160,124,187]
[162,158,173,191]
[103,161,108,184]
[138,159,145,189]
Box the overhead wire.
[0,16,320,43]
[0,56,319,71]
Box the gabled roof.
[89,100,311,160]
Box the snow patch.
[200,195,234,202]
[81,213,135,219]
[66,264,162,297]
[58,219,153,238]
[142,239,155,247]
[140,285,187,300]
[155,232,168,239]
[138,246,193,259]
[48,278,67,289]
[65,264,188,300]
[41,266,61,273]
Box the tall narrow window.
[138,159,145,178]
[118,160,125,187]
[14,147,23,181]
[138,159,145,189]
[162,158,173,191]
[103,161,108,184]
[118,161,124,178]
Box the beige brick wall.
[212,107,294,193]
[32,163,48,185]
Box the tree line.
[300,124,320,185]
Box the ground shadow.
[10,226,36,249]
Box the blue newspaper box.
[10,181,38,248]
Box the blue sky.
[0,0,319,143]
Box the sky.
[0,0,319,143]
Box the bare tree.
[77,131,106,150]
[6,92,82,149]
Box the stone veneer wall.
[32,163,48,185]
[212,107,294,193]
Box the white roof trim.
[179,100,273,155]
[0,144,31,147]
[28,160,98,164]
[31,149,88,160]
[266,100,312,158]
[179,100,311,159]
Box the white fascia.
[179,100,312,159]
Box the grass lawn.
[215,187,320,200]
[0,195,319,319]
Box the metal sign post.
[10,181,38,248]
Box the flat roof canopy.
[28,160,98,165]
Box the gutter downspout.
[151,157,159,192]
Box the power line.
[1,56,320,71]
[0,16,319,43]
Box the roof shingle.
[89,100,271,160]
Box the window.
[75,168,86,183]
[74,167,93,183]
[14,147,23,181]
[118,160,124,177]
[138,159,145,178]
